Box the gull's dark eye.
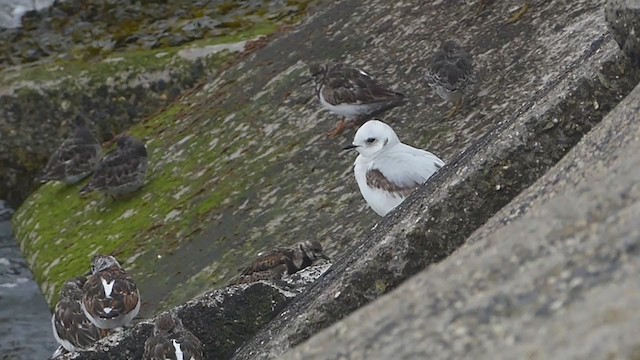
[365,138,376,144]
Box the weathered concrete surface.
[281,82,640,360]
[13,0,639,350]
[62,263,330,359]
[232,1,640,358]
[605,0,640,66]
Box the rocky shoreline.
[8,0,640,358]
[0,0,311,68]
[0,0,318,209]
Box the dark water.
[0,202,57,360]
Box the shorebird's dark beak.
[342,144,358,151]
[85,270,92,276]
[320,253,331,261]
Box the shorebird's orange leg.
[326,119,347,138]
[446,97,464,118]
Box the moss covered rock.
[0,0,313,66]
[0,0,316,208]
[0,22,287,207]
[14,0,639,349]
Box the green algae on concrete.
[11,0,504,321]
[0,20,282,208]
[13,96,239,307]
[13,58,328,315]
[10,12,445,319]
[11,59,308,310]
[9,26,290,309]
[12,1,640,358]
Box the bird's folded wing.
[41,139,80,178]
[239,251,290,275]
[178,332,205,359]
[67,144,100,175]
[143,336,172,359]
[367,148,444,197]
[89,156,144,189]
[427,62,474,92]
[54,300,105,347]
[324,67,402,105]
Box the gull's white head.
[344,120,400,158]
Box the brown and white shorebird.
[231,240,330,285]
[50,276,110,358]
[142,312,204,360]
[426,39,476,118]
[308,62,406,138]
[39,116,102,185]
[343,120,444,217]
[81,255,141,330]
[79,135,148,198]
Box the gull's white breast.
[353,144,444,216]
[354,156,406,217]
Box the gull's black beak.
[342,144,358,151]
[299,77,313,86]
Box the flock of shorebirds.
[43,36,476,359]
[37,0,639,356]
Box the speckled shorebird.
[51,276,110,357]
[232,240,330,285]
[343,120,444,217]
[79,135,148,198]
[39,116,102,185]
[143,312,204,360]
[308,62,406,138]
[426,39,476,118]
[81,255,140,330]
